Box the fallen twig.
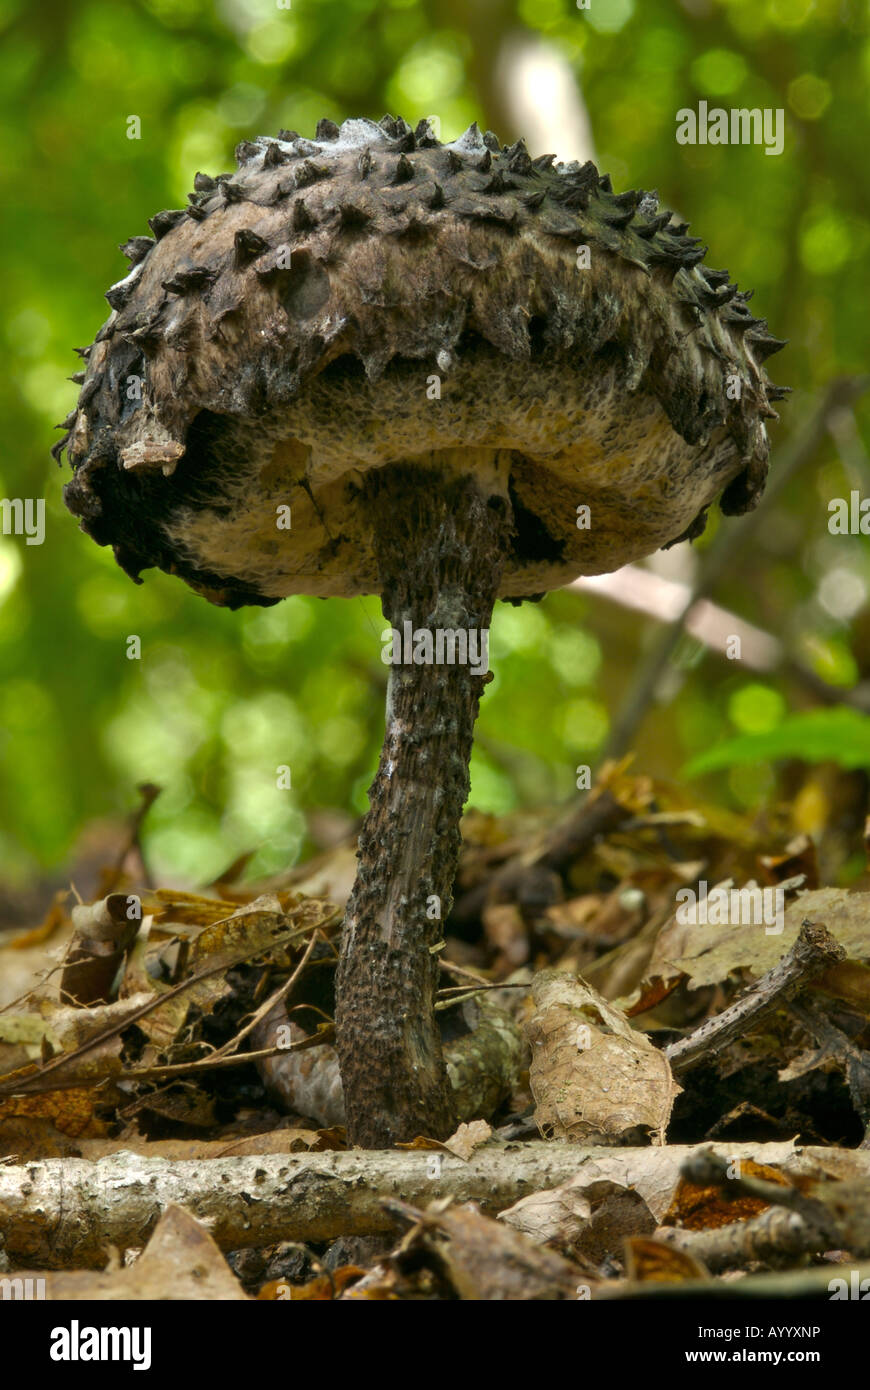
[664,919,845,1074]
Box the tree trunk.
[335,454,513,1147]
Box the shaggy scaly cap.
[59,115,786,607]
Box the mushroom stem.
[336,456,513,1147]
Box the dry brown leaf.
[624,1236,709,1283]
[525,969,680,1144]
[5,1204,248,1300]
[443,1119,492,1161]
[649,887,870,990]
[400,1199,583,1300]
[0,1083,105,1139]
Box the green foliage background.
[1,0,868,894]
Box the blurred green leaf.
[684,708,870,777]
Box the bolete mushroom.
[59,115,786,1147]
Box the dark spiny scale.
[767,383,792,400]
[415,118,440,148]
[127,322,163,352]
[338,202,371,230]
[393,118,414,139]
[557,186,590,212]
[292,198,316,232]
[504,138,527,160]
[69,371,86,385]
[393,129,416,153]
[315,118,340,141]
[358,148,373,179]
[725,313,766,335]
[234,228,270,266]
[523,189,547,211]
[681,244,707,268]
[149,209,186,239]
[379,114,400,137]
[466,204,519,231]
[194,171,217,192]
[78,377,99,407]
[747,333,788,361]
[483,130,501,152]
[669,220,690,236]
[162,266,217,294]
[50,437,68,463]
[235,140,261,165]
[94,319,115,343]
[427,181,446,210]
[391,214,431,242]
[553,161,599,210]
[598,173,613,192]
[633,212,672,239]
[120,235,156,264]
[712,282,740,304]
[270,178,295,205]
[724,302,764,327]
[74,346,91,359]
[263,141,289,168]
[56,410,78,430]
[186,203,208,221]
[692,282,730,310]
[392,153,414,184]
[646,246,692,275]
[572,161,601,190]
[445,149,463,173]
[476,149,492,173]
[647,235,706,270]
[601,205,636,229]
[703,268,731,288]
[611,189,642,211]
[295,160,328,188]
[508,145,532,176]
[480,170,515,195]
[105,281,135,311]
[532,153,556,172]
[277,129,300,143]
[222,181,248,204]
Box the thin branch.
[664,919,845,1074]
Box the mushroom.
[59,115,786,1147]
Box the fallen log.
[2,1141,870,1269]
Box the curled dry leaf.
[389,1198,583,1301]
[443,1119,492,1161]
[524,969,681,1145]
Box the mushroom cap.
[59,116,787,608]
